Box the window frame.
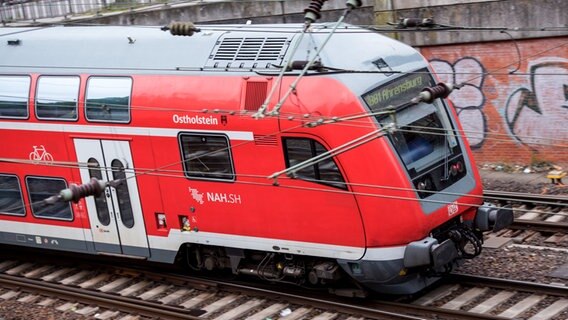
[35,75,80,121]
[0,74,31,119]
[84,76,133,123]
[111,159,135,228]
[0,174,26,216]
[25,175,74,221]
[282,137,348,190]
[86,157,111,226]
[178,132,236,182]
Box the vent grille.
[214,37,287,61]
[244,81,268,111]
[254,134,278,146]
[207,36,291,69]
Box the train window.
[26,176,73,221]
[0,174,25,216]
[85,77,132,123]
[36,76,80,120]
[87,158,111,226]
[283,138,347,190]
[111,159,134,228]
[179,133,235,181]
[0,75,30,119]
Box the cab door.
[74,139,149,257]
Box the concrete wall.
[25,0,376,26]
[93,1,375,26]
[374,0,568,45]
[1,0,108,22]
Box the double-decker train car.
[0,22,512,294]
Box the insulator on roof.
[346,0,362,8]
[397,17,435,28]
[419,82,457,103]
[288,60,323,71]
[162,22,201,37]
[304,0,327,24]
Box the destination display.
[362,69,434,111]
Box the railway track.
[406,274,568,320]
[484,190,568,235]
[0,272,196,319]
[0,259,427,320]
[0,253,567,320]
[0,191,566,319]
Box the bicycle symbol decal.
[29,145,54,164]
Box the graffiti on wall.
[422,37,568,164]
[504,58,568,147]
[429,56,568,146]
[429,57,487,149]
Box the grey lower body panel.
[337,258,441,295]
[0,231,178,264]
[1,230,92,253]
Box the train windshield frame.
[362,69,462,179]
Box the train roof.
[0,23,424,78]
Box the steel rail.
[0,274,201,319]
[0,255,550,320]
[363,300,507,320]
[484,190,568,207]
[509,219,568,233]
[160,272,504,320]
[0,256,428,320]
[447,273,568,297]
[159,273,426,320]
[484,190,568,233]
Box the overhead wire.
[2,88,568,151]
[2,83,566,214]
[1,13,560,215]
[1,108,566,213]
[460,40,568,84]
[2,50,568,149]
[2,19,568,33]
[3,155,567,217]
[0,33,566,122]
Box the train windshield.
[362,69,460,178]
[383,101,457,173]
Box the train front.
[306,26,515,294]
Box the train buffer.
[546,170,566,185]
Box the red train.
[0,22,512,294]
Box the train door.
[74,139,149,258]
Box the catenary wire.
[0,23,566,209]
[1,19,567,33]
[1,104,566,212]
[2,93,568,149]
[2,93,568,152]
[3,156,567,217]
[3,147,567,214]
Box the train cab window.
[26,176,72,220]
[111,159,134,228]
[179,133,235,181]
[0,174,25,216]
[0,75,30,119]
[85,77,132,123]
[283,138,347,190]
[36,76,80,120]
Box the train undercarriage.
[181,244,356,293]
